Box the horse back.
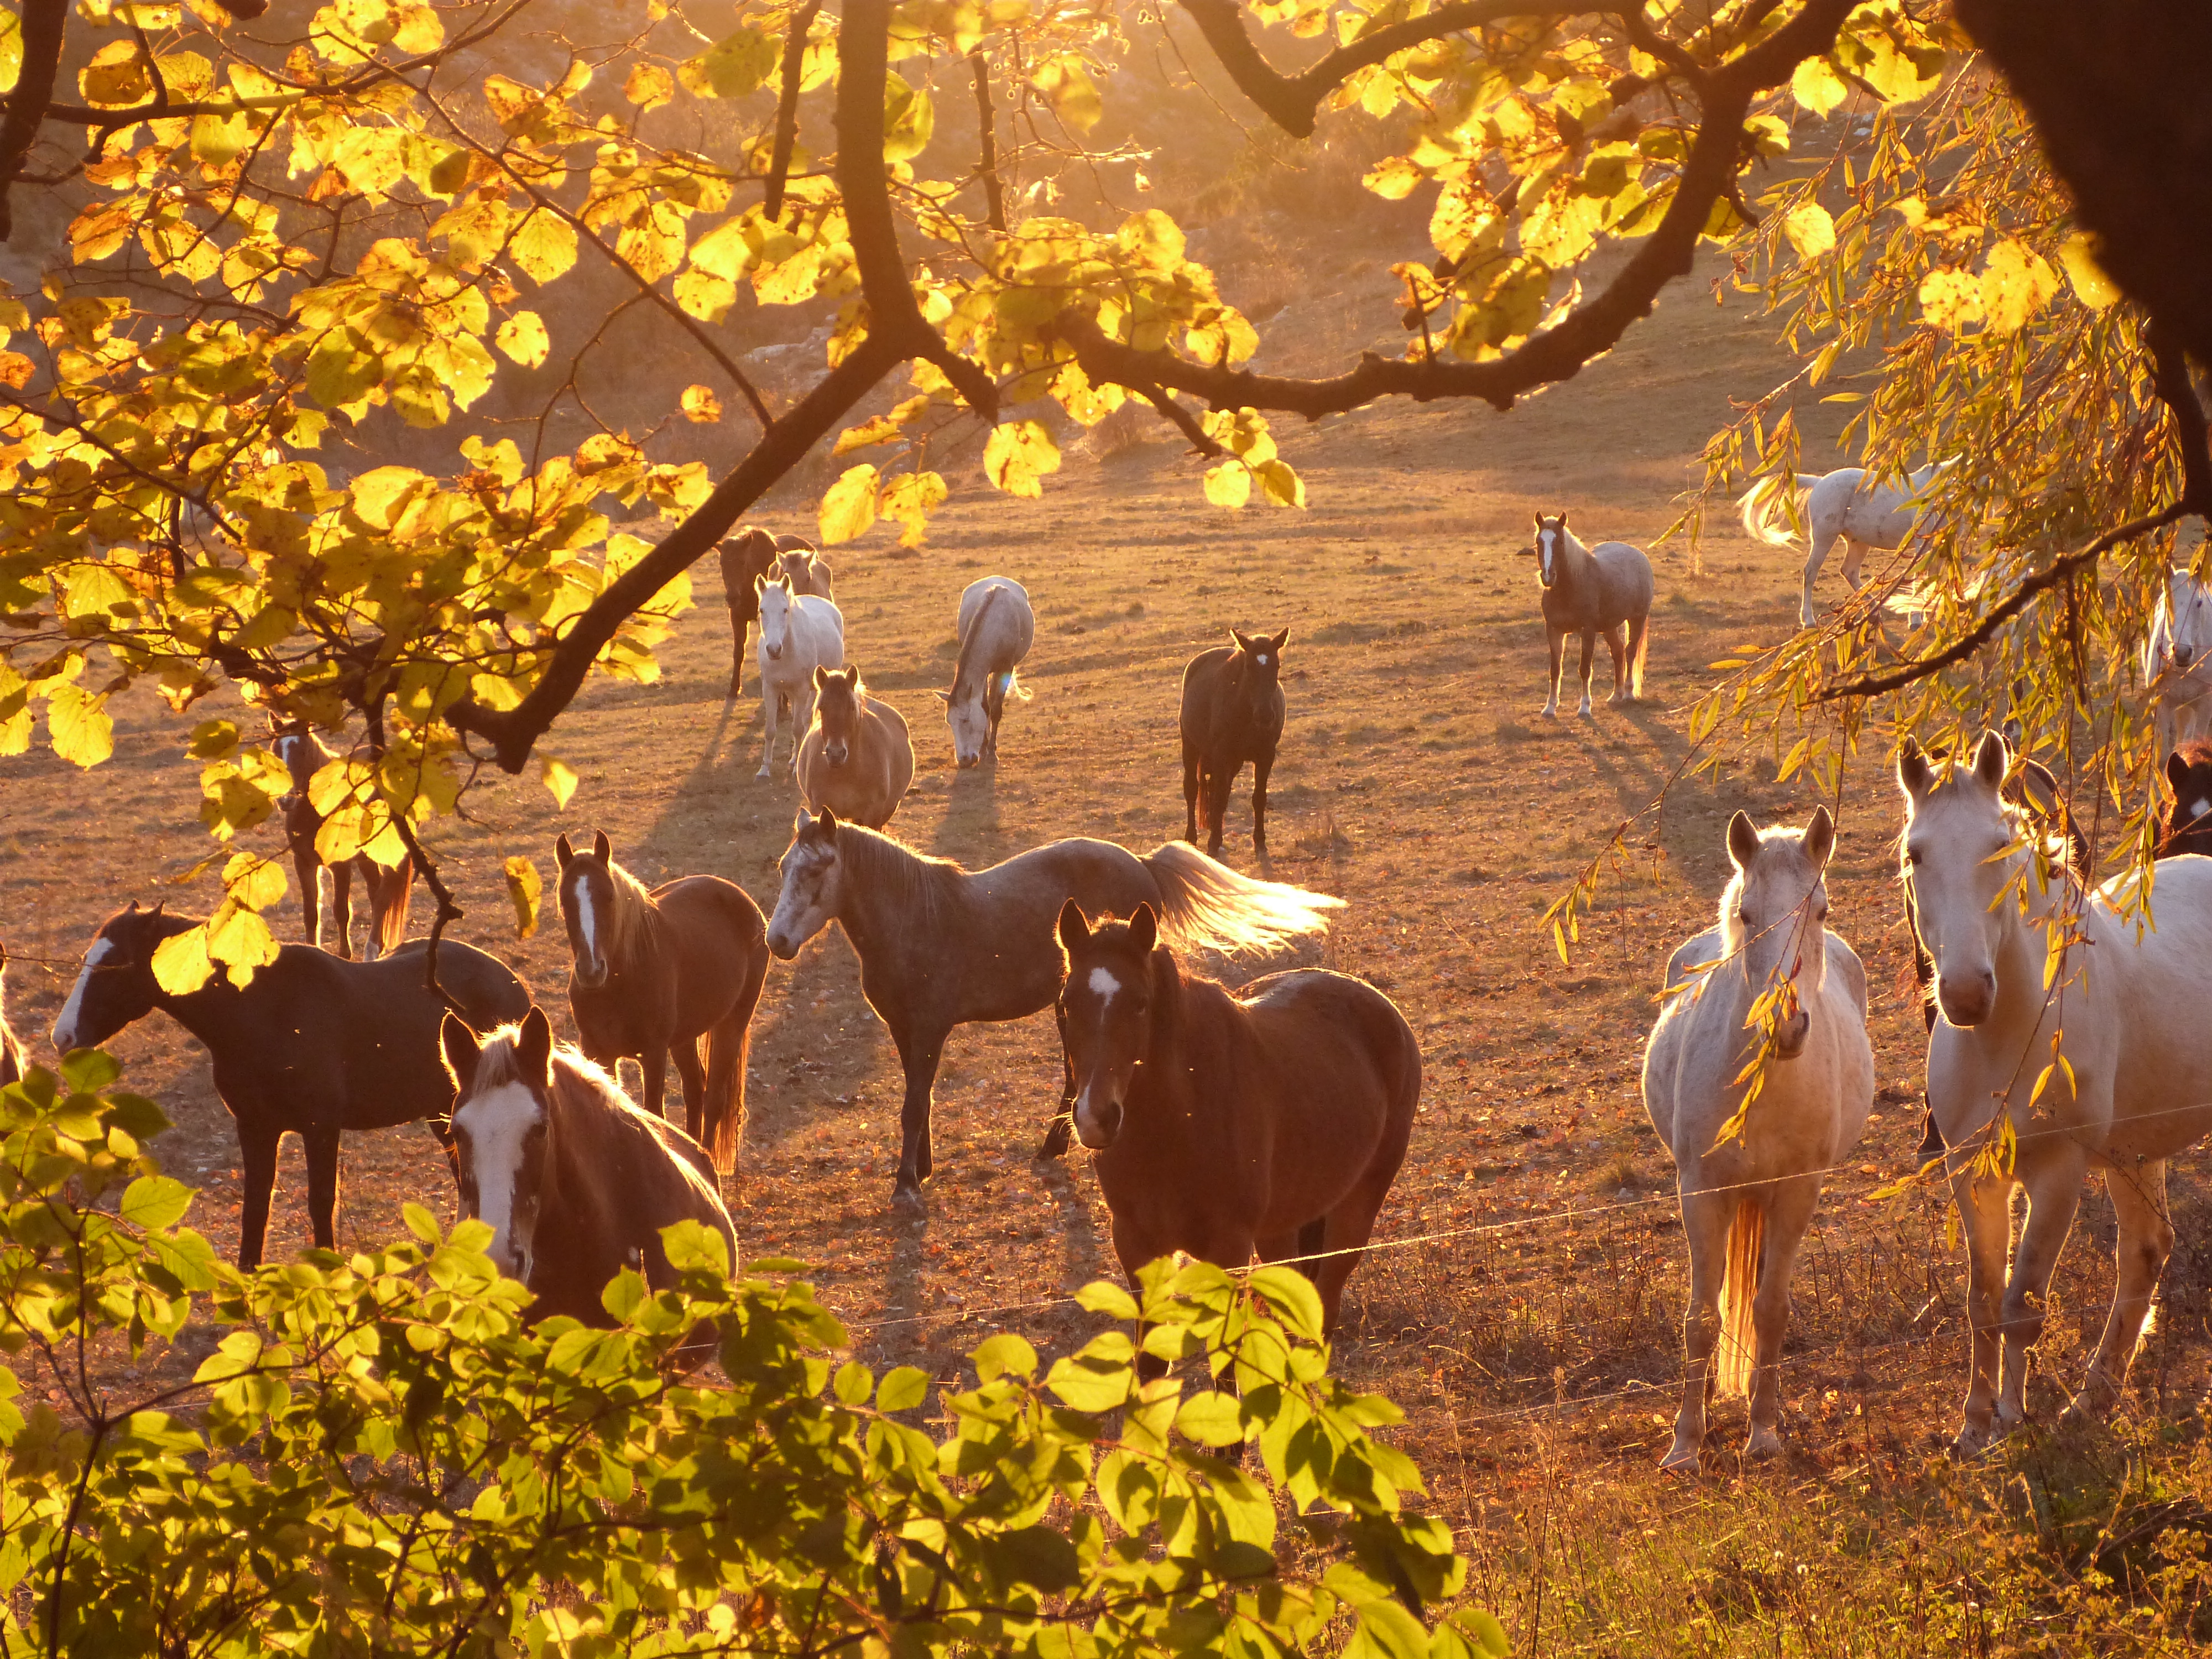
[648,875,769,983]
[957,578,1034,677]
[1590,541,1655,618]
[946,840,1158,1019]
[1233,969,1420,1123]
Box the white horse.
[2145,567,2212,754]
[755,575,844,780]
[1740,462,1954,628]
[1901,731,2212,1454]
[939,575,1035,768]
[1641,806,1872,1472]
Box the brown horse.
[273,726,414,958]
[719,526,828,697]
[2161,740,2212,857]
[1531,512,1653,718]
[0,944,24,1088]
[1180,628,1287,858]
[554,831,769,1172]
[798,666,915,828]
[1054,900,1420,1342]
[442,1007,735,1328]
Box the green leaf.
[973,1331,1037,1383]
[1345,1599,1431,1659]
[1173,1387,1244,1448]
[877,1365,931,1412]
[120,1176,193,1232]
[1045,1351,1134,1413]
[1073,1280,1139,1319]
[401,1203,442,1244]
[834,1360,873,1405]
[60,1048,122,1093]
[1248,1265,1326,1342]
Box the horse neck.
[1126,950,1209,1121]
[1980,854,2078,1036]
[837,828,957,945]
[602,869,663,974]
[954,589,1001,693]
[536,1066,632,1266]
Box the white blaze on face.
[1087,966,1120,1006]
[572,877,599,975]
[456,1082,543,1279]
[1537,524,1557,582]
[2195,797,2212,826]
[53,937,114,1052]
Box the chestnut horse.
[798,665,914,828]
[554,831,769,1172]
[718,527,826,697]
[273,726,414,958]
[1531,512,1653,718]
[1180,628,1287,858]
[2160,739,2212,858]
[1054,900,1418,1344]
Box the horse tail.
[1716,1198,1765,1400]
[1629,614,1651,698]
[1737,474,1811,549]
[702,939,769,1175]
[376,855,414,959]
[1005,665,1032,702]
[1140,842,1342,958]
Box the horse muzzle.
[954,749,982,771]
[825,742,849,767]
[1937,969,1997,1027]
[765,928,799,961]
[765,643,784,661]
[2177,644,2199,671]
[571,956,610,991]
[1771,1009,1812,1061]
[1073,1089,1123,1150]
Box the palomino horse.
[1901,731,2212,1454]
[273,726,414,959]
[1531,513,1653,718]
[554,831,769,1172]
[719,527,822,697]
[1642,807,1872,1470]
[1181,628,1287,858]
[0,945,24,1088]
[1739,462,1953,628]
[798,665,914,828]
[1056,901,1418,1345]
[2146,567,2212,754]
[940,575,1035,767]
[2161,740,2212,857]
[442,1006,735,1327]
[755,573,845,780]
[51,904,529,1267]
[765,807,1342,1203]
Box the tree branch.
[1135,383,1226,455]
[764,0,824,223]
[970,47,1008,236]
[2150,320,2212,515]
[0,0,69,241]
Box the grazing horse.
[1901,731,2212,1454]
[1180,628,1287,858]
[2146,568,2212,754]
[939,576,1035,767]
[1739,462,1953,628]
[273,726,414,959]
[0,945,25,1088]
[554,831,769,1172]
[764,807,1342,1203]
[719,526,820,697]
[1056,901,1418,1345]
[755,574,845,780]
[798,665,914,828]
[1641,807,1873,1471]
[2161,739,2212,858]
[442,1007,735,1328]
[51,903,529,1268]
[1531,513,1653,718]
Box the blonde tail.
[1715,1198,1765,1399]
[1737,474,1814,550]
[1142,842,1342,957]
[1628,617,1651,699]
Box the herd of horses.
[13,497,2212,1474]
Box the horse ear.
[149,899,165,920]
[817,806,840,841]
[1129,903,1159,956]
[1228,627,1250,653]
[1557,510,1569,531]
[1801,805,1835,870]
[441,1014,481,1095]
[1532,512,1543,531]
[1971,729,2008,791]
[1896,735,1934,801]
[518,1006,554,1082]
[555,833,574,870]
[1270,627,1288,651]
[592,830,611,864]
[812,664,830,688]
[1057,898,1091,953]
[1726,810,1761,872]
[2168,748,2192,802]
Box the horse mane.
[597,856,661,969]
[831,821,953,928]
[467,1025,721,1194]
[951,585,1003,696]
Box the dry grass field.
[8,246,2212,1652]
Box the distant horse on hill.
[940,576,1035,767]
[1739,461,1953,628]
[1530,512,1652,718]
[1181,628,1287,858]
[798,665,914,828]
[719,527,824,697]
[51,904,528,1268]
[755,573,844,780]
[273,726,414,959]
[764,807,1342,1203]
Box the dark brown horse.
[2161,740,2212,857]
[273,726,414,958]
[442,1006,736,1327]
[554,831,769,1172]
[719,526,827,697]
[1055,900,1420,1343]
[0,945,24,1088]
[51,904,529,1267]
[1180,628,1287,858]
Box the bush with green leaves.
[0,1052,1503,1658]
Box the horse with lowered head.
[719,527,826,697]
[940,575,1035,767]
[1740,461,1954,628]
[442,1006,735,1328]
[1181,627,1287,858]
[799,665,914,828]
[1531,512,1653,718]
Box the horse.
[2161,739,2212,858]
[1055,900,1418,1348]
[939,576,1035,768]
[0,945,25,1089]
[764,806,1343,1203]
[554,830,769,1173]
[1739,462,1953,629]
[775,544,835,603]
[1180,628,1287,859]
[1531,512,1653,718]
[50,903,529,1269]
[754,573,846,780]
[718,526,821,697]
[1641,807,1873,1471]
[1901,730,2212,1454]
[442,1006,736,1328]
[2145,567,2212,754]
[797,665,914,828]
[272,726,414,959]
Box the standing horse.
[0,945,25,1088]
[2146,568,2212,754]
[1740,462,1953,628]
[50,903,529,1268]
[775,544,835,603]
[273,726,414,959]
[798,665,914,828]
[755,574,845,780]
[1531,512,1653,718]
[1055,901,1418,1343]
[442,1008,735,1327]
[939,576,1035,768]
[554,831,769,1172]
[2161,739,2212,857]
[1180,628,1287,858]
[1901,731,2212,1454]
[719,527,820,697]
[764,807,1342,1203]
[1641,808,1873,1470]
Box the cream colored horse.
[1901,731,2212,1454]
[1642,807,1872,1471]
[2146,567,2212,754]
[1740,462,1953,628]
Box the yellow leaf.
[2058,232,2118,311]
[495,311,550,367]
[504,855,542,940]
[46,683,113,768]
[542,755,579,808]
[879,469,947,549]
[1782,202,1835,262]
[1203,462,1252,509]
[221,852,288,912]
[1979,238,2059,334]
[679,28,777,99]
[818,463,880,545]
[151,927,215,996]
[1917,267,1983,332]
[205,902,280,987]
[1363,155,1423,201]
[1029,53,1100,134]
[509,211,578,284]
[623,62,674,109]
[983,420,1060,499]
[1254,458,1305,509]
[680,384,723,423]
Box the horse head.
[52,900,179,1053]
[1229,627,1288,716]
[1898,730,2016,1028]
[1532,512,1574,588]
[755,574,795,661]
[554,830,618,988]
[813,666,863,767]
[2163,740,2212,855]
[443,1006,555,1282]
[1720,806,1835,1061]
[1056,900,1165,1150]
[767,807,846,959]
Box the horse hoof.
[1538,706,1558,719]
[1658,1438,1702,1474]
[1036,1117,1073,1160]
[1950,1426,1995,1460]
[1745,1425,1784,1460]
[891,1183,926,1212]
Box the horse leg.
[1948,1161,2017,1455]
[2070,1157,2173,1423]
[1993,1139,2089,1436]
[1745,1176,1820,1459]
[330,859,356,959]
[1181,735,1202,845]
[1575,629,1597,718]
[1541,625,1564,717]
[640,1047,671,1122]
[756,674,780,779]
[890,1024,948,1204]
[1036,1000,1076,1161]
[1800,525,1840,628]
[236,1115,283,1272]
[1664,1186,1734,1473]
[1206,763,1235,857]
[702,945,769,1176]
[1841,537,1869,591]
[1603,622,1629,705]
[670,1039,708,1146]
[302,1122,343,1253]
[1251,749,1274,858]
[293,841,322,948]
